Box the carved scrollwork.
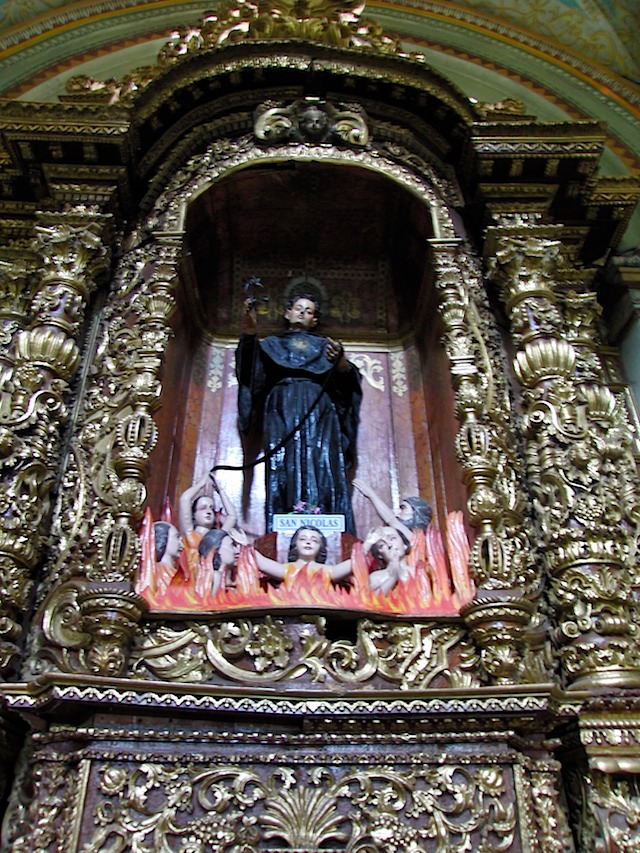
[63,2,412,106]
[79,758,517,852]
[350,353,384,392]
[462,596,536,683]
[21,238,181,675]
[588,770,640,851]
[24,243,180,676]
[2,752,81,853]
[430,239,539,684]
[431,242,532,589]
[526,764,576,851]
[47,247,179,582]
[0,255,38,362]
[0,210,112,673]
[127,616,477,690]
[40,579,90,653]
[33,578,147,677]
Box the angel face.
[165,524,184,561]
[397,500,413,521]
[374,527,408,563]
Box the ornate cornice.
[1,674,560,721]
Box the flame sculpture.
[139,512,474,617]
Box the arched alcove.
[145,158,468,547]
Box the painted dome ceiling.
[0,0,636,82]
[0,0,638,248]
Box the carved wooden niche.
[142,159,472,616]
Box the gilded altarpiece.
[0,5,639,850]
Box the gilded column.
[75,243,181,676]
[0,210,111,672]
[486,223,640,690]
[430,239,539,684]
[33,238,181,677]
[0,253,38,671]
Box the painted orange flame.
[140,523,474,617]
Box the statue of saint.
[253,524,352,589]
[236,293,362,533]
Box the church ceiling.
[0,0,637,244]
[0,0,637,85]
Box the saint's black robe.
[236,330,362,534]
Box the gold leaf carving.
[80,759,518,851]
[129,616,475,690]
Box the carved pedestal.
[3,699,573,852]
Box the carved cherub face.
[397,500,413,521]
[284,297,318,331]
[218,533,240,568]
[374,527,408,563]
[299,106,329,140]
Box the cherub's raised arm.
[327,558,352,581]
[253,548,286,580]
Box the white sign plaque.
[272,514,346,533]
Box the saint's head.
[284,293,321,331]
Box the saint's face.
[193,496,215,529]
[165,525,184,561]
[285,298,318,331]
[218,534,240,567]
[295,529,323,560]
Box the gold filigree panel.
[4,727,574,853]
[130,616,479,690]
[33,591,481,690]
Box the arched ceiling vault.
[0,2,637,136]
[0,0,637,251]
